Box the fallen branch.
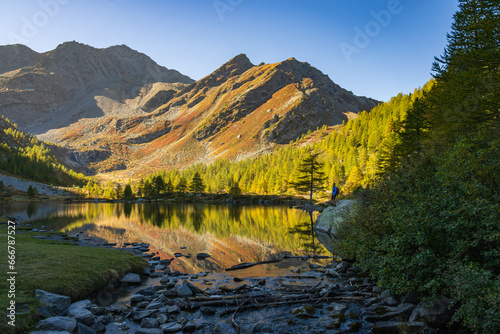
[225,259,282,271]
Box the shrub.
[336,127,500,332]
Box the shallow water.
[1,202,332,275]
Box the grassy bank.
[0,217,147,333]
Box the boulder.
[120,273,141,284]
[409,298,454,328]
[314,200,355,234]
[36,316,77,332]
[68,300,95,326]
[34,290,71,316]
[176,282,193,297]
[68,306,95,326]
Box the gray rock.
[120,273,142,284]
[141,317,159,328]
[162,289,178,298]
[68,301,96,326]
[97,314,113,324]
[327,302,348,318]
[134,309,157,321]
[137,286,156,296]
[183,322,196,332]
[37,306,53,319]
[35,290,71,316]
[135,328,163,334]
[78,322,97,334]
[90,321,106,333]
[382,296,400,307]
[373,321,427,333]
[70,300,91,309]
[89,306,106,316]
[166,305,180,314]
[157,313,168,325]
[36,316,77,332]
[146,302,163,310]
[409,298,454,328]
[176,282,193,297]
[160,322,183,333]
[131,294,146,303]
[137,301,150,308]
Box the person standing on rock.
[331,183,339,206]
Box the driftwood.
[281,254,332,260]
[225,259,282,271]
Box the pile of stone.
[30,290,110,334]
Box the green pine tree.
[428,0,500,138]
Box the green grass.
[0,217,147,333]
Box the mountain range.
[0,42,379,177]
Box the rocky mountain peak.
[0,44,40,74]
[221,53,254,76]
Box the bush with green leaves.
[336,127,500,333]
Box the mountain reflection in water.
[1,202,331,275]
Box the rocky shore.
[30,241,459,334]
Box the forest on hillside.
[0,115,88,189]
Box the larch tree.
[289,150,328,204]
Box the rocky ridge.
[0,42,193,133]
[1,42,379,176]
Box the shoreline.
[10,224,461,334]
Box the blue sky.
[0,0,458,102]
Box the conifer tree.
[429,0,500,137]
[289,150,327,203]
[27,185,36,199]
[189,172,205,194]
[143,179,153,198]
[153,175,165,197]
[176,177,187,193]
[398,97,430,157]
[123,184,134,200]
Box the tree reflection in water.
[10,202,331,256]
[287,211,326,255]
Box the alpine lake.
[1,201,336,276]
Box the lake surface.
[1,202,334,276]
